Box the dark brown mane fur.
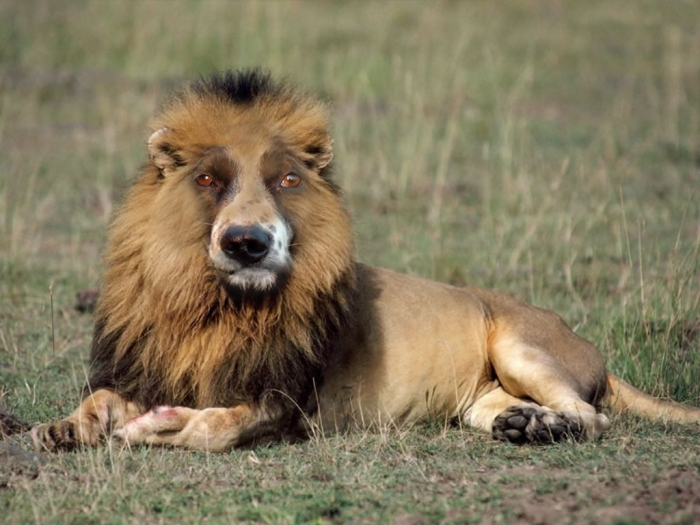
[87,70,356,423]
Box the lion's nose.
[220,226,271,266]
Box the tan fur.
[32,71,700,453]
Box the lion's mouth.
[220,266,279,290]
[212,261,292,299]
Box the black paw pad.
[492,406,585,445]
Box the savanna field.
[1,1,700,523]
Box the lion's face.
[199,143,302,295]
[145,107,350,300]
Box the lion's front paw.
[31,420,97,452]
[492,405,584,445]
[113,406,194,446]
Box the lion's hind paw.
[492,405,584,445]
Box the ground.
[1,1,700,523]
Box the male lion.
[32,70,700,452]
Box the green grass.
[1,0,700,523]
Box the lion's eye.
[195,174,217,188]
[280,173,302,189]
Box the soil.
[389,464,700,524]
[0,441,41,487]
[500,468,700,525]
[0,406,28,438]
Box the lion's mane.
[87,71,356,423]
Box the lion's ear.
[306,135,333,170]
[147,127,183,175]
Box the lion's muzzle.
[209,213,293,294]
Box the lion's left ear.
[148,127,183,175]
[306,135,333,170]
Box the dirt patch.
[591,469,700,525]
[482,467,700,524]
[0,408,38,488]
[0,441,41,488]
[0,406,29,438]
[75,287,100,313]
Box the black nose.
[220,226,272,266]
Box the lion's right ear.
[148,127,183,175]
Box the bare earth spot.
[75,288,99,313]
[0,407,29,438]
[477,466,700,524]
[0,441,41,487]
[392,514,429,525]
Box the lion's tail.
[606,373,700,424]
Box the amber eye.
[195,174,217,188]
[280,173,302,189]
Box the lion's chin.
[218,267,290,303]
[227,268,278,290]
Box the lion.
[32,70,700,452]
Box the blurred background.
[1,0,699,411]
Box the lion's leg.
[488,336,611,441]
[114,403,284,452]
[31,389,142,452]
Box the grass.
[1,0,700,523]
